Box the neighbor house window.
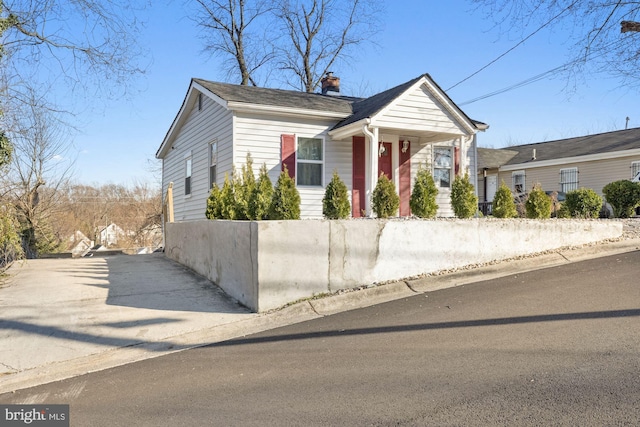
[560,167,578,192]
[632,161,640,179]
[433,147,452,188]
[185,156,192,196]
[512,171,525,195]
[209,140,217,189]
[297,137,323,186]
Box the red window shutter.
[281,134,296,179]
[399,141,411,216]
[352,136,366,218]
[454,146,461,176]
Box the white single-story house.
[477,127,640,214]
[156,73,488,220]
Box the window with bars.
[560,167,578,192]
[512,171,525,195]
[632,161,640,179]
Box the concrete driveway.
[0,254,257,391]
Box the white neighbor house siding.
[162,94,233,221]
[234,112,352,218]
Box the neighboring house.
[477,127,640,210]
[68,230,93,257]
[156,73,488,220]
[97,223,125,247]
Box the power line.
[446,0,580,92]
[457,37,624,106]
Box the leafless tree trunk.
[276,0,380,93]
[189,0,275,85]
[1,90,74,257]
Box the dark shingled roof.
[193,78,357,115]
[193,74,482,131]
[477,147,518,170]
[501,127,640,165]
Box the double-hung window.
[632,161,640,180]
[560,167,578,192]
[185,155,192,196]
[433,147,452,188]
[209,140,217,189]
[297,137,323,186]
[512,171,525,195]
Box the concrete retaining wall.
[165,219,623,312]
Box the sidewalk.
[1,239,639,394]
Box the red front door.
[378,142,393,179]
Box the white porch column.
[362,124,379,217]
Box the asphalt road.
[2,250,640,426]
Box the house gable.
[329,74,480,140]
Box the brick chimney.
[321,72,340,95]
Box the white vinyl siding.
[497,154,640,200]
[373,84,466,135]
[409,138,456,217]
[559,167,578,192]
[161,94,233,221]
[234,113,351,218]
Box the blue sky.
[67,0,637,186]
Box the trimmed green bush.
[563,188,603,218]
[268,166,301,220]
[234,153,256,220]
[248,163,273,220]
[525,184,551,219]
[492,181,517,218]
[219,173,236,220]
[205,183,223,219]
[451,173,478,219]
[372,173,399,218]
[602,180,640,218]
[323,171,351,219]
[409,166,438,218]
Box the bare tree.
[276,0,381,93]
[2,92,74,257]
[471,0,640,90]
[189,0,275,85]
[0,0,149,106]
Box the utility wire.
[457,37,624,106]
[446,0,580,92]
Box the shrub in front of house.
[492,181,518,218]
[248,163,273,220]
[234,154,256,220]
[409,166,438,218]
[205,183,223,219]
[268,166,301,220]
[323,171,351,219]
[602,180,640,218]
[562,188,603,218]
[219,173,237,220]
[372,173,400,218]
[450,173,478,219]
[525,184,551,219]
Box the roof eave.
[228,101,350,119]
[499,147,640,171]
